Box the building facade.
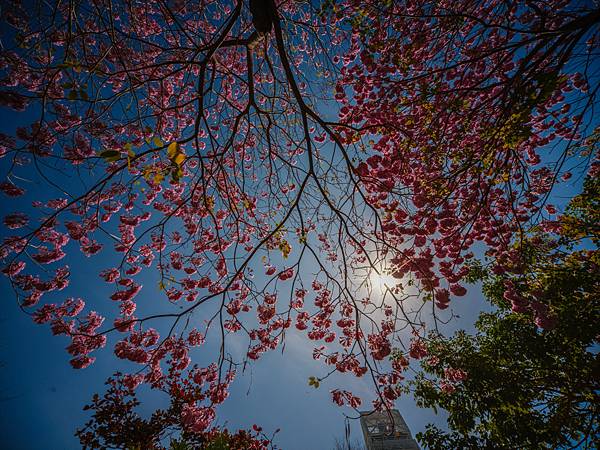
[359,410,420,450]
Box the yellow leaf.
[125,143,135,159]
[174,153,185,166]
[167,142,178,158]
[205,196,215,211]
[142,167,152,181]
[153,137,163,147]
[153,173,164,184]
[279,239,291,259]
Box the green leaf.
[171,167,183,183]
[98,149,121,162]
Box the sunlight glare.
[370,271,398,294]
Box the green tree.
[411,177,600,449]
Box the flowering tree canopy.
[1,0,599,446]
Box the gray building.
[359,410,420,450]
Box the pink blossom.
[32,248,66,264]
[70,355,95,369]
[445,367,468,383]
[0,181,25,197]
[449,284,467,297]
[440,381,456,394]
[278,267,294,281]
[409,338,428,359]
[2,260,25,276]
[181,404,215,433]
[123,374,144,390]
[188,329,205,346]
[99,268,120,282]
[3,212,28,229]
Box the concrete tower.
[359,410,420,450]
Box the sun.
[370,270,399,293]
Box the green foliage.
[561,177,600,245]
[411,179,600,449]
[308,376,320,388]
[203,433,233,450]
[463,260,487,284]
[98,149,121,163]
[169,439,192,450]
